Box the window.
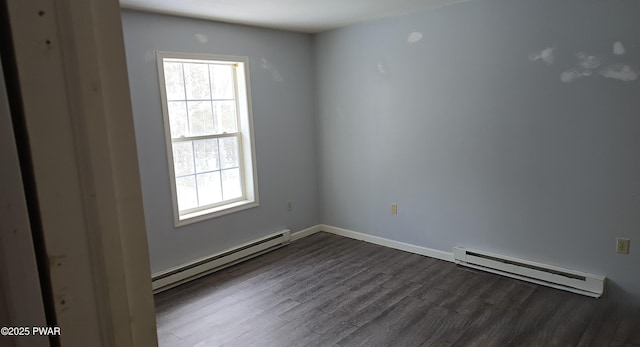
[157,52,258,226]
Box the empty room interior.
[119,0,640,345]
[2,0,640,346]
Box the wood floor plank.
[418,306,473,346]
[505,288,584,346]
[481,276,537,308]
[242,315,321,347]
[387,255,439,284]
[316,271,392,314]
[157,331,182,347]
[516,290,599,346]
[154,232,640,347]
[189,300,299,346]
[410,262,458,297]
[576,302,623,347]
[276,262,367,301]
[254,242,369,298]
[439,273,501,314]
[272,269,383,325]
[609,307,640,346]
[172,297,264,338]
[337,295,436,346]
[346,280,424,327]
[306,321,358,347]
[450,304,521,346]
[157,296,240,330]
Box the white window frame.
[156,51,259,227]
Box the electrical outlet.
[391,203,398,215]
[616,238,630,254]
[287,201,293,212]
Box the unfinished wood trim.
[4,0,156,346]
[0,55,49,347]
[85,1,158,346]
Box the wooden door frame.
[2,0,157,345]
[0,53,49,347]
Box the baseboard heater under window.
[152,229,291,294]
[453,247,605,298]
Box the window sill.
[175,200,258,227]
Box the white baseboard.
[290,224,323,241]
[319,224,455,262]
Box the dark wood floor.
[155,232,640,347]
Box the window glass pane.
[219,137,239,169]
[176,175,197,210]
[163,62,185,101]
[194,139,219,173]
[210,64,234,99]
[197,172,222,206]
[184,63,211,100]
[168,101,188,138]
[188,101,214,136]
[160,55,256,219]
[221,168,242,200]
[213,101,238,134]
[172,141,195,176]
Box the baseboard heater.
[453,247,605,298]
[152,229,291,294]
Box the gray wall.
[121,10,319,274]
[315,0,640,301]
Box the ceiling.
[119,0,469,33]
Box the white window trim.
[156,51,259,227]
